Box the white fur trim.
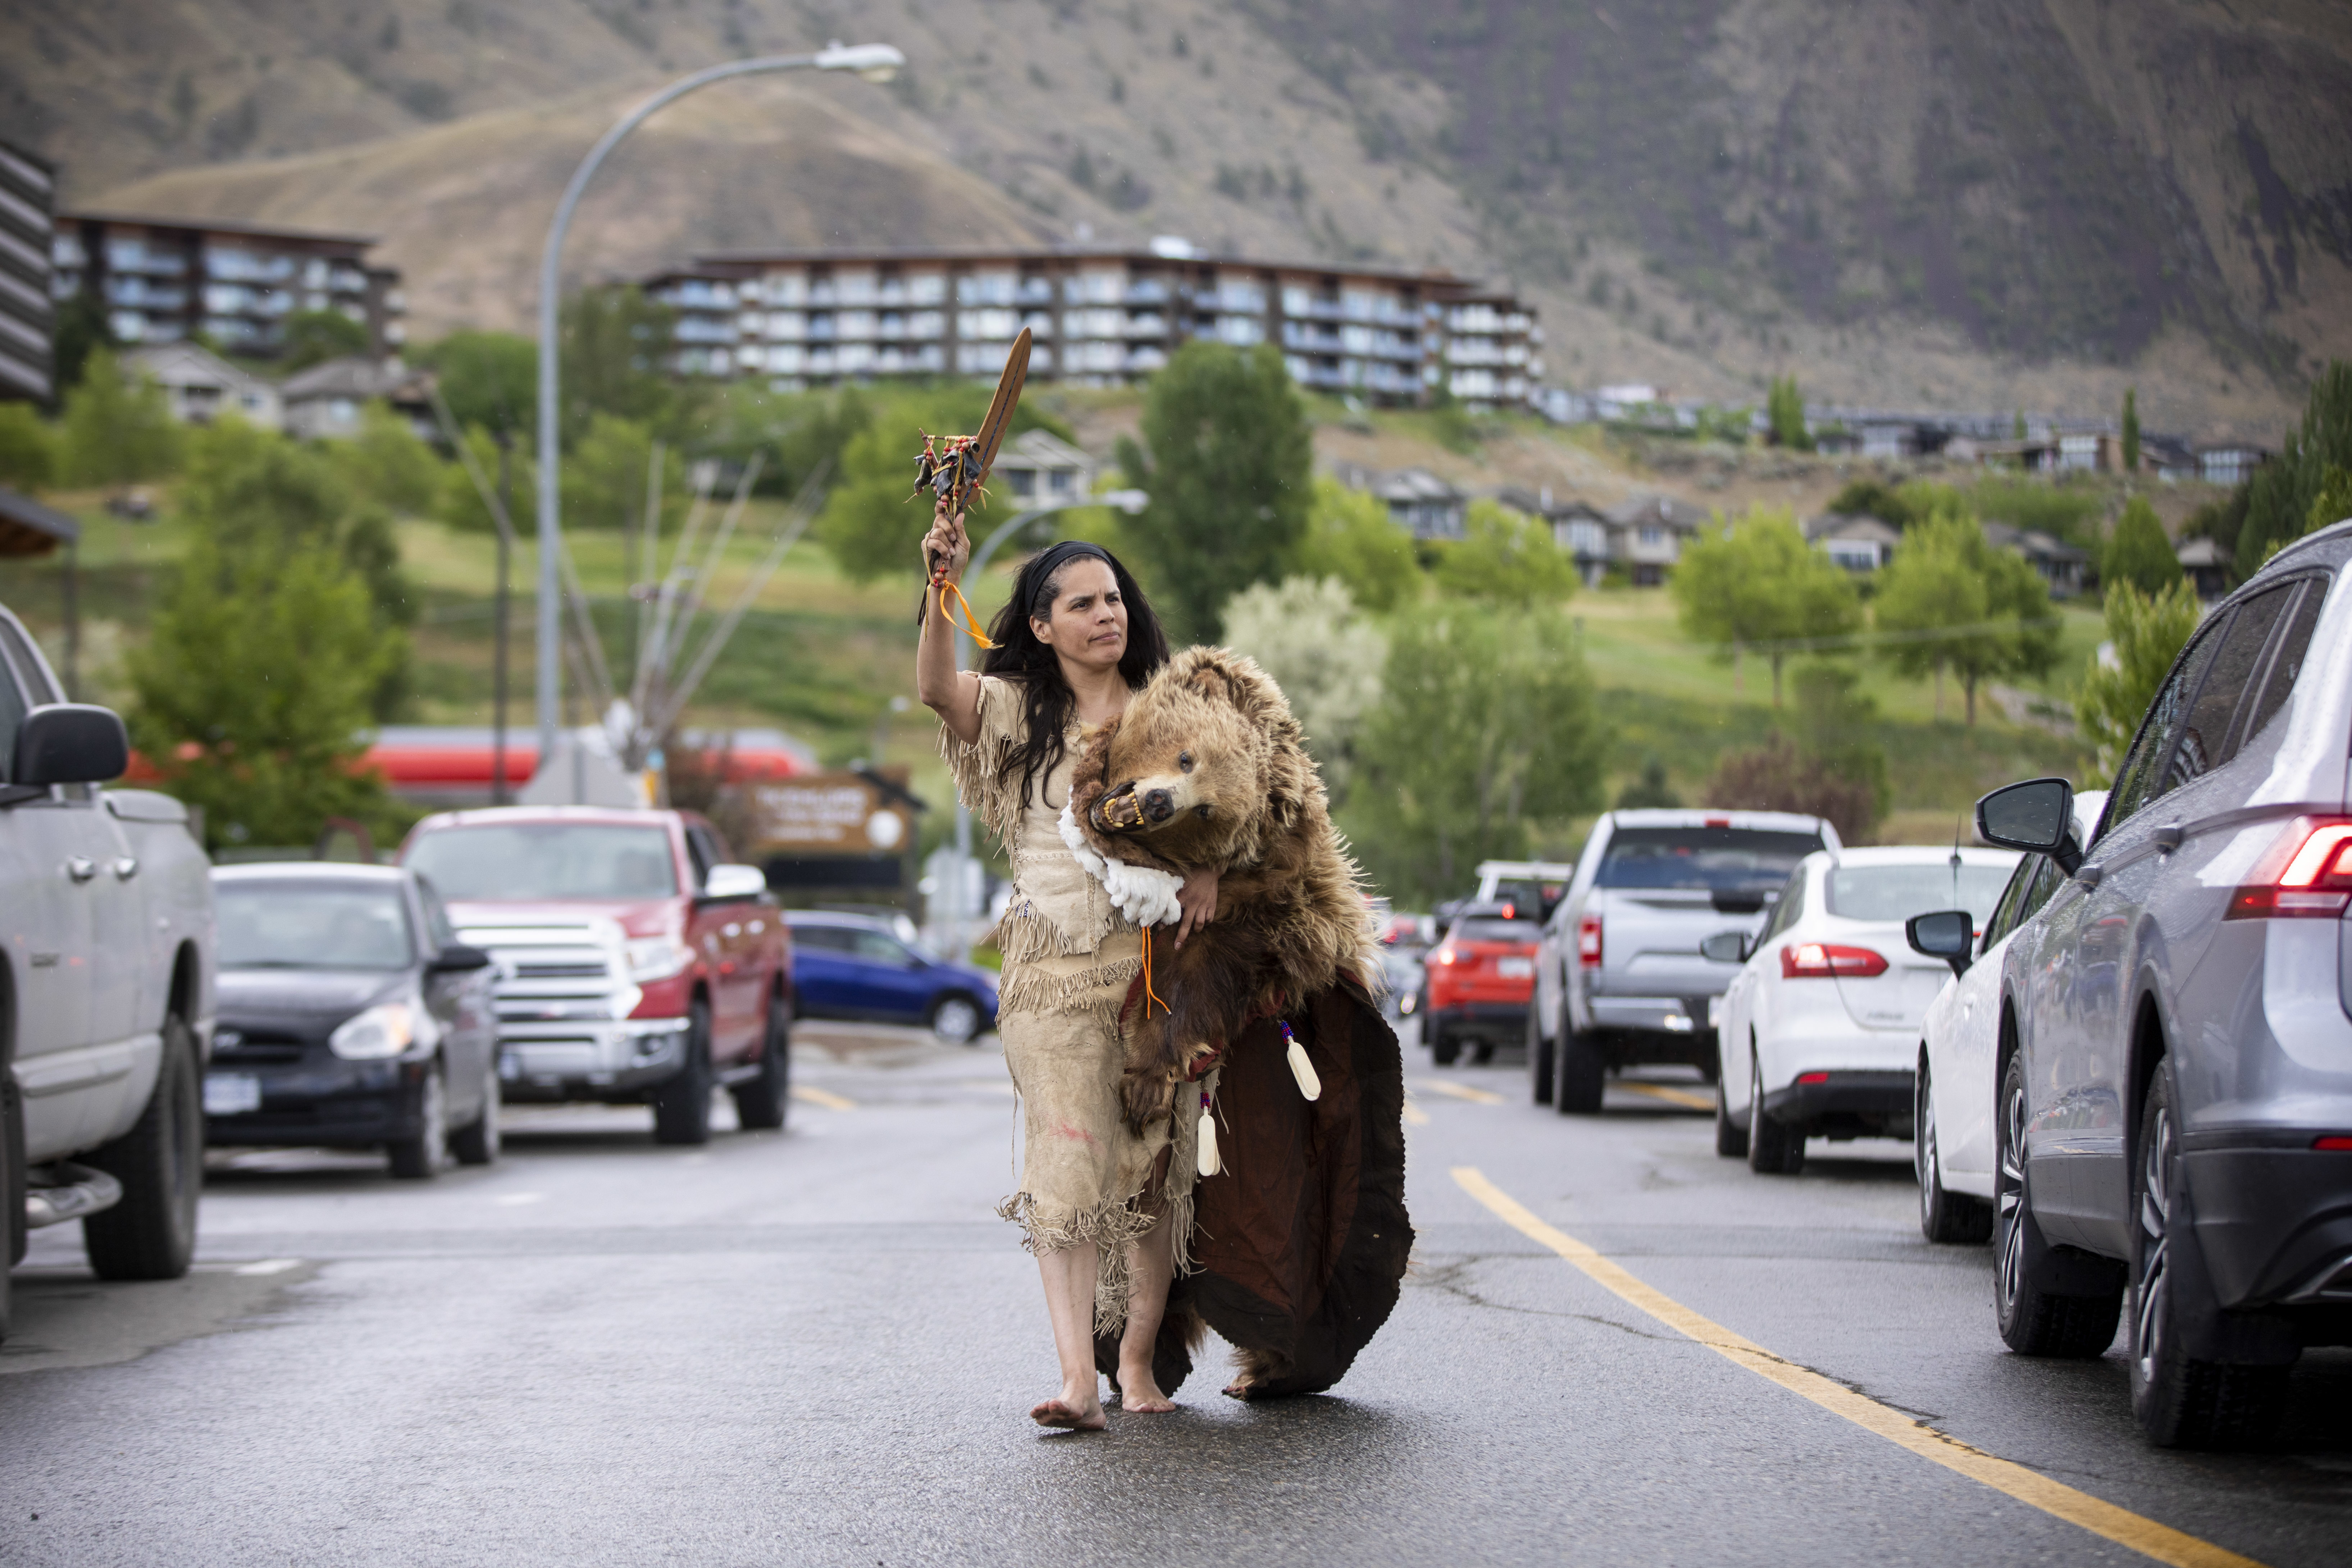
[1059,803,1185,928]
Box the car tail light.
[1797,1071,1830,1085]
[1578,914,1603,967]
[2315,1135,2352,1151]
[1432,944,1457,966]
[1780,943,1888,979]
[2225,820,2352,920]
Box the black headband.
[1024,541,1116,617]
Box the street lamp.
[533,41,907,779]
[939,489,1148,960]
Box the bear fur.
[1065,645,1380,1131]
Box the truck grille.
[455,919,632,1029]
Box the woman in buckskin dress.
[915,500,1220,1431]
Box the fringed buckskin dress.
[943,673,1209,1333]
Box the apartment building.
[0,142,55,401]
[643,243,1542,410]
[52,211,406,360]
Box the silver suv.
[1531,809,1837,1112]
[1967,519,2352,1449]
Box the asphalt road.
[4,1018,2347,1567]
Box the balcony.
[674,319,738,345]
[1123,279,1171,306]
[1122,313,1168,339]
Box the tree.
[0,402,57,491]
[49,292,113,406]
[1615,755,1680,810]
[2120,386,2140,472]
[2236,360,2352,576]
[2103,496,2182,596]
[1825,478,1915,528]
[435,424,537,535]
[1705,737,1881,846]
[416,329,537,440]
[1218,575,1387,802]
[1345,602,1604,904]
[281,308,369,373]
[1293,477,1419,612]
[127,534,403,851]
[59,350,182,487]
[560,286,689,443]
[814,386,1067,581]
[2077,579,2202,785]
[1669,505,1860,707]
[1873,508,2061,725]
[1115,340,1313,639]
[1432,498,1578,607]
[563,412,683,534]
[1766,374,1811,451]
[2310,465,2352,537]
[329,401,444,516]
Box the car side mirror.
[700,863,768,901]
[1976,778,2079,873]
[1905,910,1973,979]
[7,704,129,800]
[428,942,494,973]
[1699,930,1751,965]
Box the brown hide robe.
[941,673,1210,1334]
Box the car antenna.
[1950,818,1964,907]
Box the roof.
[59,209,380,248]
[1981,520,2091,564]
[1605,808,1831,833]
[1804,513,1902,547]
[124,341,274,392]
[1605,494,1711,532]
[2174,535,2229,568]
[993,428,1093,470]
[211,862,409,884]
[687,243,1487,292]
[0,486,79,558]
[1815,845,2020,869]
[281,355,431,402]
[1492,486,1607,521]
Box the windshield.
[1825,862,2016,925]
[1453,919,1539,944]
[1597,827,1823,892]
[405,824,678,901]
[218,881,414,971]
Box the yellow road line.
[1401,1098,1431,1127]
[1618,1080,1715,1112]
[1414,1078,1506,1104]
[792,1085,857,1111]
[1451,1167,2265,1568]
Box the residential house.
[1982,520,2090,598]
[124,341,282,429]
[1805,512,1902,573]
[54,210,405,359]
[2176,535,2232,600]
[0,142,55,401]
[281,356,437,441]
[2138,436,2201,482]
[1496,484,1613,583]
[644,244,1542,411]
[2195,443,2270,487]
[988,428,1095,507]
[1334,462,1467,540]
[1605,494,1709,586]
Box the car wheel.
[1555,1031,1604,1115]
[84,1013,202,1278]
[387,1061,451,1180]
[652,1002,715,1146]
[930,993,983,1046]
[1747,1041,1804,1175]
[1993,1049,2121,1357]
[731,998,791,1131]
[1918,1051,1992,1244]
[1714,1072,1748,1158]
[1527,1003,1555,1106]
[451,1065,501,1167]
[2128,1070,2293,1448]
[1429,1026,1460,1066]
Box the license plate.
[204,1073,261,1116]
[1497,957,1534,979]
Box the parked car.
[1425,901,1541,1065]
[206,864,500,1178]
[398,807,791,1146]
[1708,846,2021,1176]
[1951,521,2351,1449]
[2,605,215,1342]
[785,911,999,1043]
[1908,791,2106,1243]
[1530,810,1838,1112]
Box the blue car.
[784,911,1000,1044]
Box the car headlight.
[626,936,693,982]
[329,1001,415,1061]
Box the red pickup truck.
[397,806,792,1144]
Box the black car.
[206,864,500,1179]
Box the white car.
[1907,791,2106,1243]
[1707,846,2022,1176]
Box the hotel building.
[644,243,1541,410]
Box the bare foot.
[1115,1368,1177,1413]
[1030,1397,1107,1431]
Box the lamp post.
[941,489,1148,960]
[533,41,906,780]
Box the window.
[1451,918,1538,944]
[2104,618,2228,832]
[2234,578,2326,755]
[0,631,28,781]
[1596,826,1824,893]
[853,930,912,964]
[416,880,457,951]
[404,824,678,899]
[1981,855,2041,949]
[2167,584,2294,788]
[217,881,416,971]
[1760,868,1807,942]
[788,923,856,952]
[1825,862,2015,925]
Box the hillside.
[7,0,2350,437]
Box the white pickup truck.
[1,603,215,1341]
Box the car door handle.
[66,856,97,883]
[113,856,139,880]
[2075,863,2104,890]
[2151,825,2183,853]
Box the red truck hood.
[445,898,680,940]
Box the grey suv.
[1968,519,2352,1448]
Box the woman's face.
[1029,558,1128,675]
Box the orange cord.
[1140,925,1169,1017]
[934,575,996,648]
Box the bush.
[1615,755,1680,810]
[0,402,57,490]
[1704,737,1879,845]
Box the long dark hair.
[979,541,1170,808]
